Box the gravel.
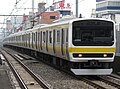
[4,48,95,89]
[24,60,94,89]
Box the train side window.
[28,33,30,47]
[62,28,65,44]
[33,33,35,43]
[15,36,20,41]
[22,35,24,42]
[24,35,25,42]
[34,33,35,42]
[36,32,37,42]
[22,35,23,41]
[43,32,46,43]
[27,34,29,41]
[25,34,27,46]
[57,30,60,43]
[40,31,42,49]
[32,33,34,45]
[38,32,40,45]
[66,28,68,42]
[41,31,42,42]
[25,34,28,41]
[13,37,14,42]
[29,33,30,41]
[32,33,34,42]
[18,36,19,41]
[49,31,52,43]
[36,32,38,48]
[46,31,48,43]
[14,36,17,41]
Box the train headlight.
[103,54,107,57]
[78,54,82,57]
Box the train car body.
[3,18,116,75]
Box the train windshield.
[72,20,114,46]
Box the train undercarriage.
[4,45,112,75]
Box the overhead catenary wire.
[0,0,29,30]
[0,0,86,30]
[0,2,18,29]
[14,0,30,14]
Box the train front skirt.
[71,68,112,75]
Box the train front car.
[69,18,116,75]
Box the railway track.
[0,48,52,89]
[77,75,120,89]
[2,48,120,89]
[98,75,120,88]
[77,76,107,89]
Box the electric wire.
[1,0,87,34]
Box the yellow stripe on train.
[68,48,116,53]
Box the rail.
[0,48,52,89]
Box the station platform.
[0,65,13,89]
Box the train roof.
[4,17,115,39]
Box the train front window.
[72,20,114,46]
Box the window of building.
[96,2,107,8]
[50,16,55,19]
[108,1,120,6]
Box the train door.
[46,31,48,52]
[49,30,52,53]
[40,31,42,50]
[25,34,27,47]
[53,29,56,54]
[26,33,28,47]
[29,33,30,48]
[43,31,46,51]
[35,32,37,49]
[32,33,34,48]
[66,28,69,59]
[23,35,25,46]
[38,31,40,51]
[30,32,32,49]
[61,28,64,55]
[22,35,24,46]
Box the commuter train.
[3,18,116,75]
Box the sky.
[0,0,96,28]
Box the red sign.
[59,1,65,9]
